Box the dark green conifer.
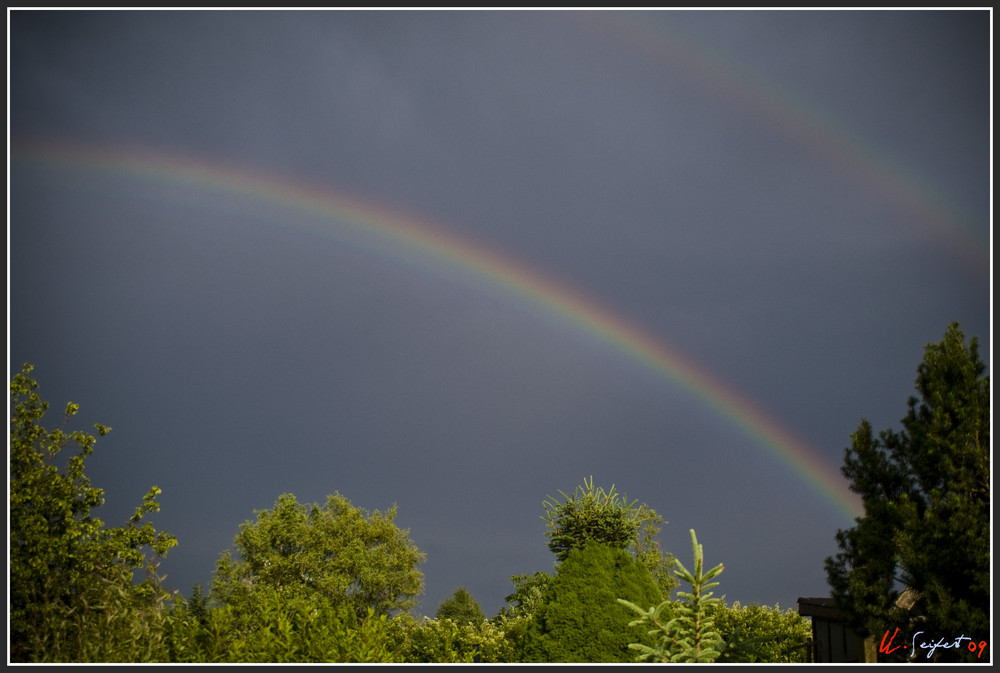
[435,586,486,624]
[825,323,989,652]
[523,542,663,662]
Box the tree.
[542,476,640,560]
[522,541,664,662]
[541,476,677,595]
[499,571,552,619]
[619,529,724,663]
[211,492,425,621]
[435,586,486,624]
[9,363,177,662]
[824,323,989,651]
[187,584,209,627]
[632,503,680,597]
[162,591,395,663]
[387,614,478,663]
[491,570,553,660]
[387,612,519,663]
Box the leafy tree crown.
[9,363,176,662]
[211,492,426,621]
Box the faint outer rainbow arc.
[574,12,989,280]
[13,141,864,521]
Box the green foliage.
[507,479,678,662]
[475,616,529,663]
[211,492,425,621]
[435,586,486,624]
[164,590,394,663]
[541,476,677,596]
[9,363,178,662]
[387,613,523,663]
[480,613,534,663]
[498,570,551,620]
[387,614,477,663]
[825,323,990,649]
[633,502,680,597]
[619,529,724,663]
[523,542,664,662]
[12,368,817,664]
[542,476,640,560]
[712,601,812,663]
[491,571,552,659]
[187,583,209,627]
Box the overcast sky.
[9,9,991,618]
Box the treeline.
[10,322,987,662]
[9,363,809,663]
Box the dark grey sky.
[9,9,990,618]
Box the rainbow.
[12,140,865,521]
[574,12,989,280]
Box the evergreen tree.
[541,476,640,560]
[541,476,677,595]
[522,542,664,662]
[435,586,486,624]
[824,323,989,651]
[188,584,209,627]
[619,529,724,663]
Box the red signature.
[880,627,989,660]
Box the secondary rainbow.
[576,12,989,280]
[13,140,865,521]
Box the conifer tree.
[523,541,664,662]
[435,586,486,624]
[541,476,640,560]
[824,323,989,649]
[619,529,724,663]
[541,476,677,595]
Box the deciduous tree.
[211,492,425,621]
[711,602,811,663]
[9,363,177,662]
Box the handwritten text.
[879,627,989,660]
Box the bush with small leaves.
[711,601,812,663]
